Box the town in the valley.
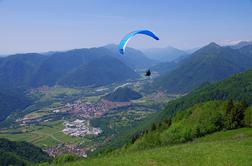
[13,87,137,157]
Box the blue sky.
[0,0,252,54]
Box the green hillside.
[49,128,252,166]
[125,100,249,151]
[156,68,252,122]
[117,68,252,151]
[0,138,52,166]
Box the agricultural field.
[0,120,84,147]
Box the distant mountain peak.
[195,42,222,54]
[207,42,221,48]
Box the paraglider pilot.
[145,69,151,77]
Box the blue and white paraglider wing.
[118,30,159,55]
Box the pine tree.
[224,100,234,129]
[226,99,234,114]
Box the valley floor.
[54,128,252,166]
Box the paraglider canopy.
[118,30,159,55]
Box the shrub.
[160,123,192,145]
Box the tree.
[224,100,235,129]
[226,100,234,114]
[224,100,247,129]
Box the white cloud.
[218,40,245,46]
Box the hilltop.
[104,87,142,102]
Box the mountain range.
[153,42,252,93]
[0,47,142,89]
